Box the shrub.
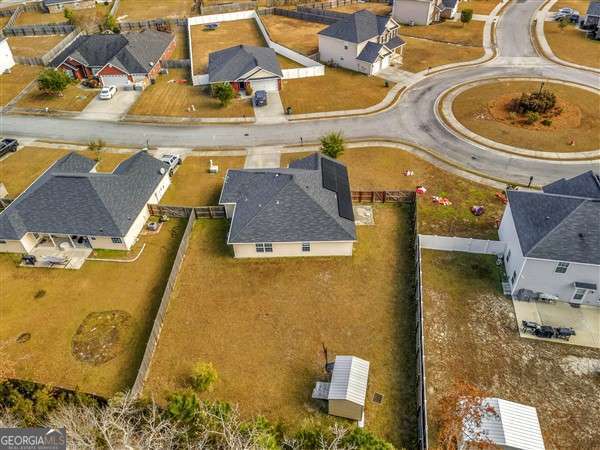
[541,118,552,126]
[460,9,473,26]
[526,111,540,124]
[212,82,235,107]
[166,389,200,424]
[342,427,395,450]
[319,131,345,159]
[189,361,218,393]
[512,89,556,114]
[102,14,119,33]
[37,69,72,96]
[245,83,253,96]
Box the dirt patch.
[71,310,133,365]
[486,92,582,131]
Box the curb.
[435,77,600,162]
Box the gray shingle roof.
[587,0,600,16]
[208,45,282,83]
[219,153,356,244]
[51,30,174,75]
[0,151,169,240]
[542,170,600,199]
[507,188,600,265]
[318,10,396,43]
[442,0,459,9]
[385,35,405,49]
[356,41,384,63]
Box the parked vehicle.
[556,327,576,340]
[534,325,555,339]
[160,154,182,170]
[99,85,117,100]
[521,320,539,334]
[254,90,268,107]
[0,138,18,158]
[558,7,574,14]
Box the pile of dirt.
[71,310,133,365]
[486,92,582,131]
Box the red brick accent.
[97,64,128,76]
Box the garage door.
[251,78,278,92]
[100,75,131,87]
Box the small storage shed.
[326,355,370,421]
[463,397,545,450]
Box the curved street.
[1,0,598,185]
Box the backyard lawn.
[190,19,265,74]
[332,2,392,15]
[421,251,600,449]
[452,80,600,152]
[116,0,195,20]
[144,206,417,447]
[544,22,600,69]
[400,20,485,47]
[6,35,66,57]
[16,83,97,112]
[401,36,484,72]
[128,69,254,119]
[280,67,393,114]
[14,10,67,25]
[0,219,184,397]
[0,65,40,107]
[0,147,132,197]
[159,155,246,206]
[171,28,189,60]
[0,15,9,28]
[458,0,501,15]
[261,14,327,55]
[283,147,504,239]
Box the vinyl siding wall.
[392,0,435,25]
[328,399,363,421]
[232,241,354,258]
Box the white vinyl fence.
[187,10,324,85]
[419,234,507,255]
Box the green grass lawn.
[144,205,417,447]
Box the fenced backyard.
[147,204,226,218]
[11,29,80,66]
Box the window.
[256,243,273,253]
[111,237,123,244]
[302,242,311,252]
[340,57,344,61]
[573,288,587,301]
[0,240,6,244]
[511,270,517,284]
[505,249,511,262]
[555,262,570,273]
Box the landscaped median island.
[421,250,600,449]
[282,147,504,239]
[451,79,600,152]
[144,206,417,447]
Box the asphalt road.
[1,0,598,185]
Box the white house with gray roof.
[0,151,171,255]
[499,171,600,307]
[219,153,356,258]
[392,0,459,25]
[318,10,404,75]
[208,45,283,93]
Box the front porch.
[23,233,93,270]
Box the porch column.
[67,235,75,248]
[48,234,57,247]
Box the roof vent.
[160,167,166,175]
[578,233,585,239]
[545,216,550,220]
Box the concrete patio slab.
[354,205,374,225]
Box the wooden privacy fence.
[351,190,416,203]
[272,7,337,24]
[148,204,226,218]
[3,24,75,36]
[130,209,197,398]
[199,1,257,15]
[118,18,187,31]
[163,59,191,68]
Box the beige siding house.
[0,151,171,255]
[219,153,356,259]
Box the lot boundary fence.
[148,204,226,218]
[419,234,506,255]
[119,17,187,31]
[163,59,191,68]
[415,231,428,450]
[297,5,349,20]
[13,28,80,66]
[130,209,197,398]
[199,1,257,15]
[3,23,75,36]
[300,0,358,9]
[110,0,120,16]
[351,190,415,203]
[272,7,337,24]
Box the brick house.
[50,30,176,88]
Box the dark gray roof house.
[207,45,283,83]
[506,172,600,265]
[219,153,356,245]
[586,0,600,17]
[0,152,170,241]
[318,10,399,44]
[51,30,174,76]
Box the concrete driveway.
[253,91,287,124]
[77,89,141,121]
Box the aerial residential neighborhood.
[0,0,598,447]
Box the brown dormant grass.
[128,69,254,118]
[116,0,195,20]
[14,10,67,25]
[452,80,600,152]
[401,36,484,72]
[190,20,266,74]
[7,35,66,57]
[145,206,417,447]
[422,251,600,449]
[544,22,600,69]
[0,65,40,107]
[331,2,392,15]
[400,20,485,47]
[550,0,588,12]
[261,14,327,55]
[458,0,501,15]
[16,83,97,112]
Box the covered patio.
[23,233,92,269]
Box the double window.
[111,237,123,244]
[573,288,587,301]
[511,270,517,285]
[302,242,311,252]
[256,243,273,253]
[555,262,569,274]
